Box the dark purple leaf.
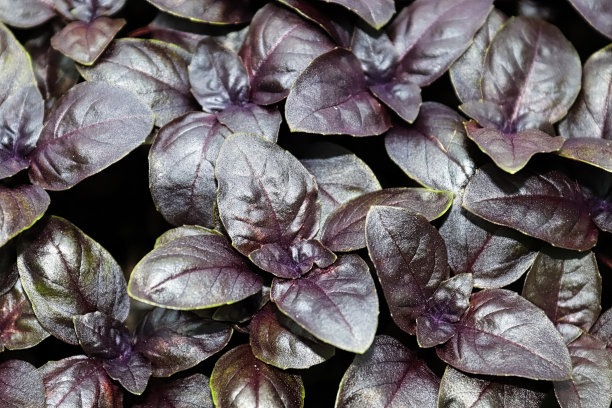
[450,9,507,103]
[365,206,448,335]
[554,334,612,408]
[78,39,198,126]
[285,48,390,136]
[276,0,353,47]
[0,86,44,179]
[216,104,281,142]
[0,360,45,408]
[149,112,231,228]
[481,16,581,126]
[350,25,396,82]
[133,373,212,408]
[416,274,473,348]
[0,184,49,247]
[438,365,548,407]
[271,254,378,353]
[28,82,154,190]
[559,138,612,173]
[239,3,335,105]
[335,335,440,408]
[41,355,123,407]
[211,344,304,408]
[0,0,55,27]
[463,164,599,251]
[322,188,453,252]
[213,287,269,323]
[17,216,129,344]
[128,233,263,309]
[154,225,219,248]
[50,17,126,65]
[103,351,152,395]
[189,38,250,111]
[0,23,37,105]
[0,242,17,295]
[568,0,612,39]
[146,0,258,24]
[301,143,380,231]
[523,249,601,342]
[385,102,477,194]
[464,120,564,174]
[250,302,335,370]
[146,13,207,53]
[216,133,321,276]
[0,280,49,351]
[369,78,422,124]
[133,307,232,377]
[439,199,539,288]
[592,307,612,351]
[53,0,126,21]
[74,312,131,359]
[389,0,493,87]
[437,289,572,380]
[560,46,612,141]
[323,0,394,29]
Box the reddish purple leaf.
[0,23,38,106]
[50,17,125,65]
[213,287,270,324]
[239,3,335,105]
[41,356,123,407]
[365,206,448,335]
[134,373,212,408]
[523,249,601,342]
[271,254,378,353]
[335,335,440,408]
[0,184,49,247]
[74,312,131,360]
[146,0,258,24]
[29,82,154,190]
[153,225,219,248]
[53,0,125,21]
[103,351,152,395]
[133,307,232,377]
[369,79,421,124]
[211,344,304,408]
[0,360,45,408]
[17,216,130,344]
[463,164,599,251]
[250,302,335,369]
[285,48,391,136]
[322,188,452,252]
[437,289,572,380]
[323,0,394,29]
[129,232,263,309]
[568,0,612,39]
[559,138,612,173]
[0,0,55,28]
[216,104,281,142]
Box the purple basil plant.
[1,0,612,407]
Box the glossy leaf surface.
[216,133,319,260]
[366,206,448,334]
[0,184,49,248]
[213,287,269,324]
[134,307,232,377]
[73,312,131,359]
[250,302,335,370]
[592,307,612,350]
[128,233,263,309]
[554,334,612,408]
[153,225,219,248]
[103,351,152,395]
[0,360,45,408]
[324,0,394,29]
[211,344,304,408]
[450,9,507,103]
[385,102,477,194]
[285,48,390,136]
[239,4,335,105]
[0,86,44,179]
[369,78,422,124]
[322,188,452,252]
[389,0,494,87]
[78,39,198,126]
[0,242,16,295]
[29,82,154,190]
[146,0,257,24]
[481,16,581,125]
[463,164,598,250]
[271,254,378,353]
[149,112,231,228]
[50,17,125,66]
[335,335,439,408]
[437,289,572,380]
[216,104,281,142]
[559,138,612,173]
[568,0,612,39]
[523,249,601,342]
[41,355,123,408]
[53,0,126,21]
[438,365,548,408]
[0,22,37,104]
[17,216,129,344]
[0,280,49,351]
[0,0,55,27]
[134,373,213,408]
